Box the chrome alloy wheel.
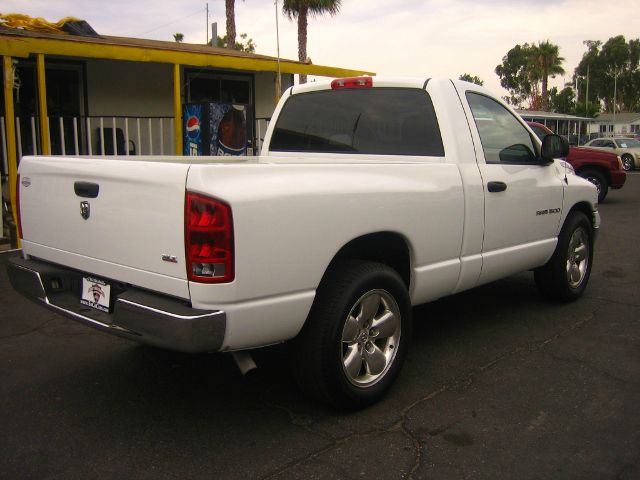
[584,174,602,197]
[341,289,401,387]
[566,226,590,288]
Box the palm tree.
[533,41,565,110]
[282,0,342,84]
[225,0,245,49]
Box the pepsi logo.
[186,116,201,132]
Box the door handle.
[487,181,507,193]
[74,181,99,198]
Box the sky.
[3,0,640,97]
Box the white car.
[584,137,640,171]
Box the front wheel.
[535,211,594,302]
[621,154,634,171]
[580,169,608,203]
[292,260,411,409]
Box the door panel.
[461,89,564,284]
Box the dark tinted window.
[270,88,444,156]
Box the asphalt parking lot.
[1,175,639,480]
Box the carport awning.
[0,28,374,78]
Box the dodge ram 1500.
[8,77,599,408]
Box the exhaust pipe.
[231,351,257,376]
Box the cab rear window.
[269,88,445,156]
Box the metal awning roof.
[0,27,374,78]
[516,110,593,122]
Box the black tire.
[580,169,608,203]
[292,260,411,410]
[621,154,634,172]
[534,211,594,302]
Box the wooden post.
[173,63,182,155]
[3,56,20,247]
[36,54,50,155]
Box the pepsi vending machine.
[183,102,251,156]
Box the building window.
[185,71,251,104]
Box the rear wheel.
[292,260,411,409]
[580,169,608,203]
[621,154,634,171]
[535,211,593,302]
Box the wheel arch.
[564,201,597,229]
[323,232,412,290]
[576,165,611,183]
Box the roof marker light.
[331,77,373,90]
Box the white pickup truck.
[8,77,599,409]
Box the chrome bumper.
[7,255,226,353]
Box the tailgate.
[19,156,191,298]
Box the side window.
[591,140,603,147]
[466,92,538,164]
[605,141,616,148]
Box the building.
[516,110,594,145]
[589,112,640,137]
[0,24,372,247]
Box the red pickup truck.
[527,122,626,202]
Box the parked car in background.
[584,137,640,172]
[527,122,626,203]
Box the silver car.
[584,138,640,171]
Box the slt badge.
[80,201,90,220]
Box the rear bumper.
[610,170,627,189]
[7,255,226,353]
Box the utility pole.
[275,0,282,99]
[206,3,209,45]
[585,64,589,116]
[613,66,617,135]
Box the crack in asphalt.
[259,424,391,480]
[0,317,57,341]
[260,312,599,480]
[584,295,640,308]
[547,352,640,386]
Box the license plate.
[80,277,112,313]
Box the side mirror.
[541,134,569,162]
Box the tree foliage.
[574,36,640,113]
[173,32,184,43]
[548,86,574,114]
[209,33,256,53]
[495,41,564,110]
[459,73,484,86]
[283,0,342,84]
[495,43,537,107]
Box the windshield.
[615,138,640,148]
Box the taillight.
[185,192,234,283]
[16,173,22,239]
[331,76,373,89]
